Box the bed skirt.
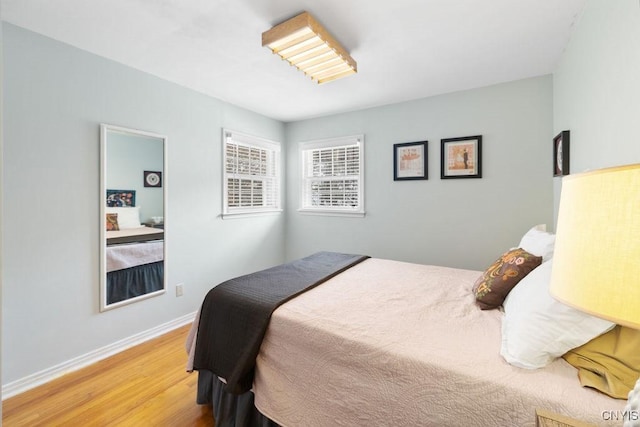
[106,261,163,304]
[198,370,279,427]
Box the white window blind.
[300,135,364,216]
[222,129,281,218]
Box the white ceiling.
[2,0,585,122]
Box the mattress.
[251,258,624,427]
[106,240,164,272]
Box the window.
[222,129,281,218]
[299,135,364,217]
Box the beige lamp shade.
[550,164,640,330]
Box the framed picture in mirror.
[106,189,136,207]
[144,170,162,187]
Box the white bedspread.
[106,240,164,272]
[252,258,624,426]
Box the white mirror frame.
[99,124,168,312]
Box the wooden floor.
[2,324,214,426]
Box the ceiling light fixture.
[262,11,357,84]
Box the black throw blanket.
[193,251,370,395]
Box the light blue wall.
[285,76,554,270]
[1,24,285,385]
[553,0,640,224]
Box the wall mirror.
[100,124,167,311]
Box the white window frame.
[298,134,365,217]
[222,129,282,219]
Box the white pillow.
[500,260,614,369]
[105,207,141,229]
[518,225,556,261]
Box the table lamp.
[550,164,640,426]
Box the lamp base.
[624,377,640,427]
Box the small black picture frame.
[553,131,570,177]
[144,170,162,187]
[393,141,428,181]
[440,135,482,179]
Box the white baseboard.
[2,311,197,400]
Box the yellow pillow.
[563,325,640,399]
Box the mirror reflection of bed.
[106,219,164,305]
[100,124,167,311]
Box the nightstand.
[142,222,164,229]
[536,409,597,427]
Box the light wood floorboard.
[2,324,214,426]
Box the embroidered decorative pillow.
[473,248,542,310]
[106,213,119,231]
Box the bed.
[106,226,164,304]
[106,225,164,245]
[187,247,629,426]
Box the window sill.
[297,209,365,218]
[221,209,282,220]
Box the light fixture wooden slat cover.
[262,11,357,84]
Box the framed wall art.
[393,141,428,180]
[553,131,570,176]
[106,189,136,207]
[440,135,482,179]
[144,170,162,187]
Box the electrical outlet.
[176,283,184,297]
